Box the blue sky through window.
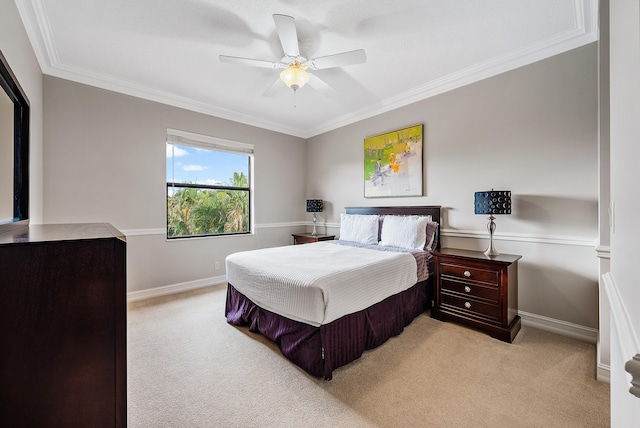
[166,143,249,186]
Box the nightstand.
[291,233,336,245]
[431,248,522,343]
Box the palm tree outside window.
[166,130,253,239]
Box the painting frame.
[364,124,423,198]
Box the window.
[166,129,253,239]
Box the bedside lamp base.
[312,213,318,236]
[484,215,499,257]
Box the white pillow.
[379,215,429,250]
[339,214,380,245]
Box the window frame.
[165,128,254,240]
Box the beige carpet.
[127,284,609,427]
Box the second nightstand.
[291,233,336,245]
[431,248,522,343]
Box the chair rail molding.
[120,222,307,237]
[596,245,611,259]
[322,225,598,248]
[603,272,640,398]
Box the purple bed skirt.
[225,280,431,380]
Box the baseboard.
[127,275,226,302]
[520,311,609,382]
[519,310,598,344]
[597,363,611,383]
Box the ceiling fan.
[219,14,366,95]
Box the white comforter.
[225,241,418,326]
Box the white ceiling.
[16,0,598,138]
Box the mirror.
[0,50,30,226]
[0,86,12,222]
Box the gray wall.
[43,77,307,292]
[38,26,600,332]
[0,0,44,224]
[307,44,599,331]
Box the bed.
[225,205,441,380]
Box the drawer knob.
[464,286,471,293]
[463,270,471,278]
[464,302,471,309]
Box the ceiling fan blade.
[219,55,282,69]
[306,73,338,96]
[273,14,300,57]
[308,49,366,70]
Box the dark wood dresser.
[291,233,335,245]
[431,248,521,343]
[0,223,127,427]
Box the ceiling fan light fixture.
[280,62,310,91]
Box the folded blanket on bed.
[226,241,427,326]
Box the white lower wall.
[325,222,601,331]
[124,223,306,293]
[129,221,602,350]
[126,272,599,346]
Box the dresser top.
[0,223,125,245]
[432,248,521,264]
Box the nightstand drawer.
[441,278,499,302]
[431,249,522,342]
[441,292,500,322]
[294,235,318,244]
[291,233,336,245]
[440,262,499,285]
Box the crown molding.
[16,0,598,139]
[306,0,598,137]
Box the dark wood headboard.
[344,206,441,250]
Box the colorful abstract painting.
[364,124,423,198]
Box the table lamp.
[474,190,511,256]
[306,199,323,236]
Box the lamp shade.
[474,190,511,215]
[306,199,323,213]
[280,63,310,90]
